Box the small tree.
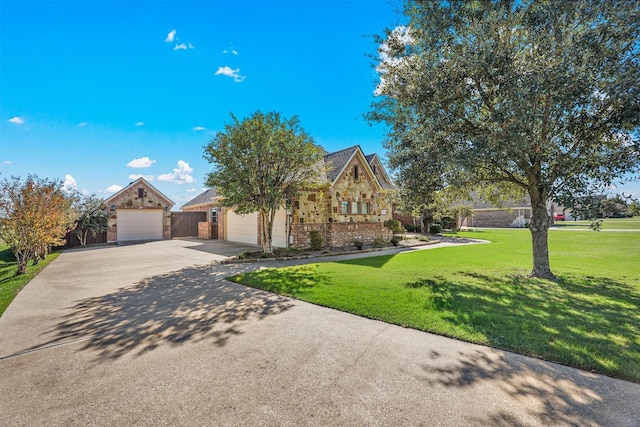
[74,195,108,246]
[204,111,325,254]
[0,175,77,275]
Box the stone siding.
[106,182,172,242]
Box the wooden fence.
[55,230,108,250]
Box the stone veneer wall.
[106,184,172,242]
[293,160,392,226]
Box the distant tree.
[630,201,640,217]
[0,175,77,275]
[204,111,325,254]
[370,0,640,279]
[73,195,108,246]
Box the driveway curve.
[1,239,638,426]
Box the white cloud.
[174,43,187,51]
[78,121,88,127]
[157,160,194,184]
[187,188,197,193]
[100,184,123,194]
[2,160,11,165]
[232,49,238,55]
[165,29,176,43]
[192,126,206,131]
[135,121,144,126]
[8,116,24,125]
[215,66,246,83]
[62,174,77,192]
[127,156,156,168]
[128,174,154,181]
[188,43,195,49]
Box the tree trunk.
[260,209,274,254]
[528,187,555,280]
[15,250,30,275]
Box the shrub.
[390,237,400,246]
[353,239,364,250]
[373,237,386,248]
[309,230,323,250]
[441,216,455,229]
[384,219,404,233]
[429,223,443,234]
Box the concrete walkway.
[1,239,638,426]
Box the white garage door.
[271,209,288,248]
[117,209,163,241]
[226,211,258,245]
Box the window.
[211,209,217,223]
[138,188,144,198]
[340,201,349,214]
[361,202,369,214]
[351,201,358,214]
[354,166,359,180]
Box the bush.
[384,219,404,233]
[373,237,386,248]
[404,224,421,233]
[390,237,400,246]
[353,239,364,250]
[441,216,455,229]
[429,223,443,234]
[309,230,323,250]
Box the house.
[461,196,533,228]
[104,177,174,243]
[182,145,395,248]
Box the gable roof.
[323,145,394,191]
[364,153,394,190]
[324,145,359,183]
[181,188,219,209]
[104,177,174,207]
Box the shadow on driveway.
[31,264,292,361]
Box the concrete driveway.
[1,239,639,426]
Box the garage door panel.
[117,210,163,241]
[226,211,258,245]
[271,209,288,248]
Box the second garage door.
[116,209,163,241]
[226,211,258,245]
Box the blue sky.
[1,0,403,207]
[2,1,638,208]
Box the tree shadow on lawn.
[32,264,294,361]
[229,265,332,297]
[408,272,640,383]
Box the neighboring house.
[460,196,532,228]
[104,177,174,243]
[182,145,395,248]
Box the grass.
[231,228,640,382]
[552,217,640,230]
[0,246,60,317]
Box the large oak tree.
[370,0,640,279]
[204,111,324,254]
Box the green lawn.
[0,246,60,317]
[553,217,640,230]
[231,229,640,382]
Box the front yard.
[231,228,640,382]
